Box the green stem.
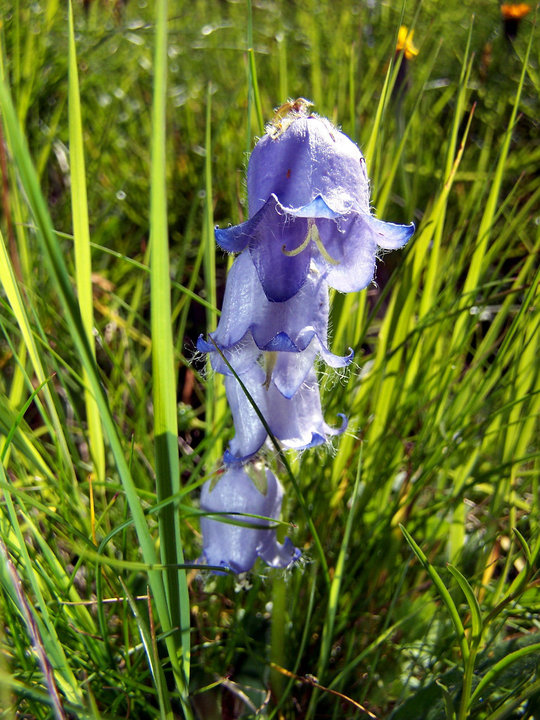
[457,646,478,720]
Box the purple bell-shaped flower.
[215,106,414,302]
[197,101,414,572]
[223,364,346,464]
[200,465,300,573]
[197,249,353,399]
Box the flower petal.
[284,194,341,219]
[260,535,301,568]
[248,116,370,216]
[198,250,352,391]
[316,214,413,293]
[366,216,415,250]
[248,199,310,302]
[224,364,347,462]
[215,197,312,302]
[265,369,347,450]
[225,364,268,463]
[214,211,263,253]
[317,215,378,292]
[271,341,319,399]
[200,466,298,573]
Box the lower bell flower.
[200,465,300,573]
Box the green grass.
[0,1,538,718]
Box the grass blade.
[446,563,483,642]
[149,0,191,702]
[400,524,469,664]
[68,0,105,486]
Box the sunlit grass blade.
[418,32,474,317]
[0,371,53,475]
[68,0,105,487]
[202,84,225,467]
[362,43,394,169]
[400,524,469,664]
[149,0,191,705]
[0,37,180,716]
[248,48,265,134]
[0,226,75,486]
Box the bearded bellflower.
[200,466,300,573]
[215,104,414,302]
[198,100,414,572]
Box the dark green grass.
[0,1,538,718]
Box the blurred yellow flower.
[500,3,531,20]
[396,26,419,60]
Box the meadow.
[0,0,538,718]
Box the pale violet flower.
[198,102,414,573]
[223,364,345,464]
[200,465,300,573]
[215,109,414,302]
[197,249,352,399]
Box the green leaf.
[149,0,191,698]
[67,1,105,486]
[446,563,483,642]
[400,525,469,663]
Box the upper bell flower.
[200,465,300,573]
[215,102,414,302]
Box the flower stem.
[270,574,287,698]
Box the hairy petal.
[248,116,370,216]
[317,214,415,292]
[197,250,352,393]
[200,466,299,573]
[224,365,347,463]
[265,369,347,449]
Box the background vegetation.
[0,0,538,718]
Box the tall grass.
[0,1,538,718]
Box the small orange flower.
[396,26,419,60]
[500,3,531,20]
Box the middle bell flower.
[197,249,353,400]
